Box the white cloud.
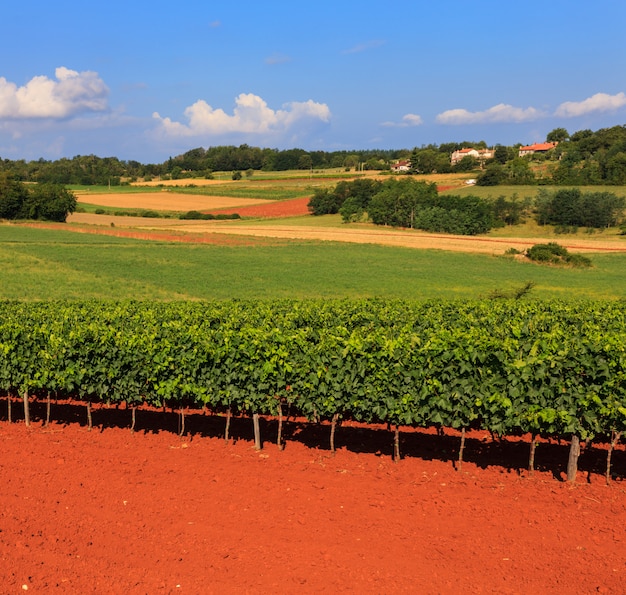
[0,67,109,119]
[153,93,331,137]
[381,113,423,128]
[555,92,626,118]
[436,103,544,125]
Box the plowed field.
[1,408,625,594]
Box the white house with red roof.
[450,147,495,166]
[518,142,558,157]
[391,159,411,172]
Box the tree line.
[0,147,407,186]
[1,123,626,186]
[308,178,624,234]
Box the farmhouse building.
[450,148,495,165]
[391,159,411,172]
[518,142,557,157]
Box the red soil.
[23,222,291,247]
[204,196,311,218]
[1,404,625,594]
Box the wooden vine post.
[23,389,30,428]
[178,405,185,437]
[606,431,621,485]
[253,413,262,450]
[224,406,232,443]
[330,413,339,454]
[393,425,401,463]
[528,434,538,477]
[566,434,580,483]
[276,402,284,450]
[458,427,466,471]
[45,392,52,427]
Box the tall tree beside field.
[0,173,29,219]
[0,176,76,222]
[22,184,77,222]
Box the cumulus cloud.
[153,93,331,137]
[555,92,626,118]
[381,113,423,128]
[0,67,109,119]
[436,103,544,125]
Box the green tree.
[504,158,535,184]
[477,163,505,186]
[367,179,438,228]
[453,155,479,172]
[308,188,343,215]
[493,145,508,164]
[20,184,77,222]
[0,174,29,219]
[546,128,570,143]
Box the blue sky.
[1,0,626,163]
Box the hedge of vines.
[1,299,626,478]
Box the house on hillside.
[391,159,411,172]
[450,147,495,165]
[518,142,557,157]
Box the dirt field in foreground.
[0,411,624,594]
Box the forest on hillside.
[1,125,626,187]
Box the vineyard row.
[2,299,626,482]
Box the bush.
[526,242,591,267]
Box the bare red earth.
[205,196,311,218]
[1,404,625,594]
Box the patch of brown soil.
[23,221,291,247]
[0,407,624,594]
[204,196,311,218]
[76,191,269,211]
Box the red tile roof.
[520,142,557,152]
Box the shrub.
[526,242,591,267]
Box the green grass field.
[2,225,626,301]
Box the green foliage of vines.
[1,299,626,443]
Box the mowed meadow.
[2,171,626,300]
[3,223,626,301]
